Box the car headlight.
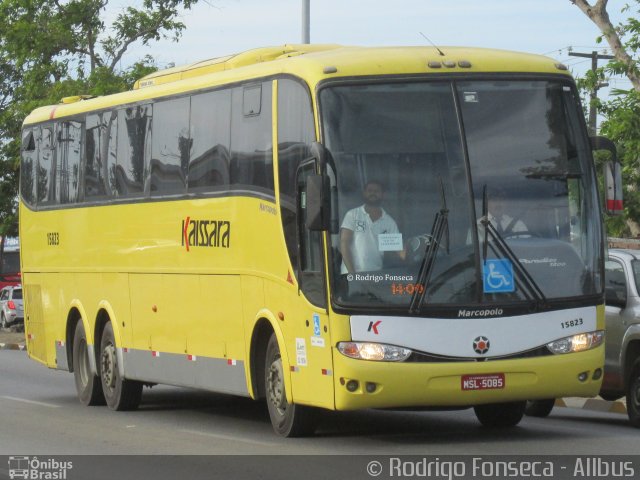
[337,342,412,362]
[546,330,604,354]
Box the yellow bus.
[20,44,613,436]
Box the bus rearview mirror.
[306,174,331,231]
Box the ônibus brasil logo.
[181,216,231,252]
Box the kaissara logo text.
[181,217,231,251]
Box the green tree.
[572,0,640,236]
[0,0,199,242]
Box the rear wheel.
[627,358,640,428]
[100,322,142,411]
[265,333,317,437]
[72,321,105,406]
[0,313,6,329]
[524,399,555,418]
[474,401,526,427]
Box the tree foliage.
[0,0,199,238]
[572,0,640,236]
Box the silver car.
[0,285,23,328]
[526,248,640,426]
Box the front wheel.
[474,401,526,427]
[99,322,142,411]
[627,358,640,428]
[265,333,317,437]
[524,399,555,418]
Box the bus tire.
[72,321,105,406]
[99,322,142,411]
[627,358,640,428]
[474,401,526,427]
[265,333,317,437]
[524,399,555,417]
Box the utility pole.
[569,50,614,135]
[302,0,310,44]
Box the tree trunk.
[572,0,640,92]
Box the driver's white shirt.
[340,205,399,273]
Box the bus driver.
[340,180,406,274]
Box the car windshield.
[320,79,601,313]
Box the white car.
[0,285,23,328]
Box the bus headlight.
[546,330,604,354]
[337,342,412,362]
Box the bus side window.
[56,120,83,204]
[21,128,39,207]
[188,89,231,192]
[277,78,315,279]
[115,105,152,197]
[151,97,190,195]
[229,82,274,196]
[85,113,109,199]
[38,126,55,206]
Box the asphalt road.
[1,350,639,479]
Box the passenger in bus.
[339,180,406,273]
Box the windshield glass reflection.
[319,79,601,312]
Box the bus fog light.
[337,342,411,362]
[593,368,603,380]
[346,380,359,392]
[365,382,377,393]
[546,330,604,354]
[578,372,589,382]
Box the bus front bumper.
[332,346,604,411]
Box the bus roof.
[23,45,571,125]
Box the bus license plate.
[461,373,505,391]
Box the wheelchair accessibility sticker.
[483,259,514,293]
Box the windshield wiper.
[409,179,449,314]
[479,190,547,306]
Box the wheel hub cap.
[101,344,117,389]
[267,359,286,414]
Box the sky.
[115,0,634,99]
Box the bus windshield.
[320,79,601,312]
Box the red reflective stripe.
[49,107,58,120]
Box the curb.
[0,342,26,351]
[555,397,627,415]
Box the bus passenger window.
[56,121,82,204]
[21,128,38,207]
[151,97,190,195]
[188,89,231,192]
[229,82,274,195]
[37,126,55,206]
[85,113,109,199]
[115,105,152,197]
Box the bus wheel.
[72,321,105,406]
[627,358,640,428]
[99,322,142,411]
[474,401,526,427]
[265,333,317,437]
[524,399,555,417]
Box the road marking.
[179,429,277,447]
[1,395,60,408]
